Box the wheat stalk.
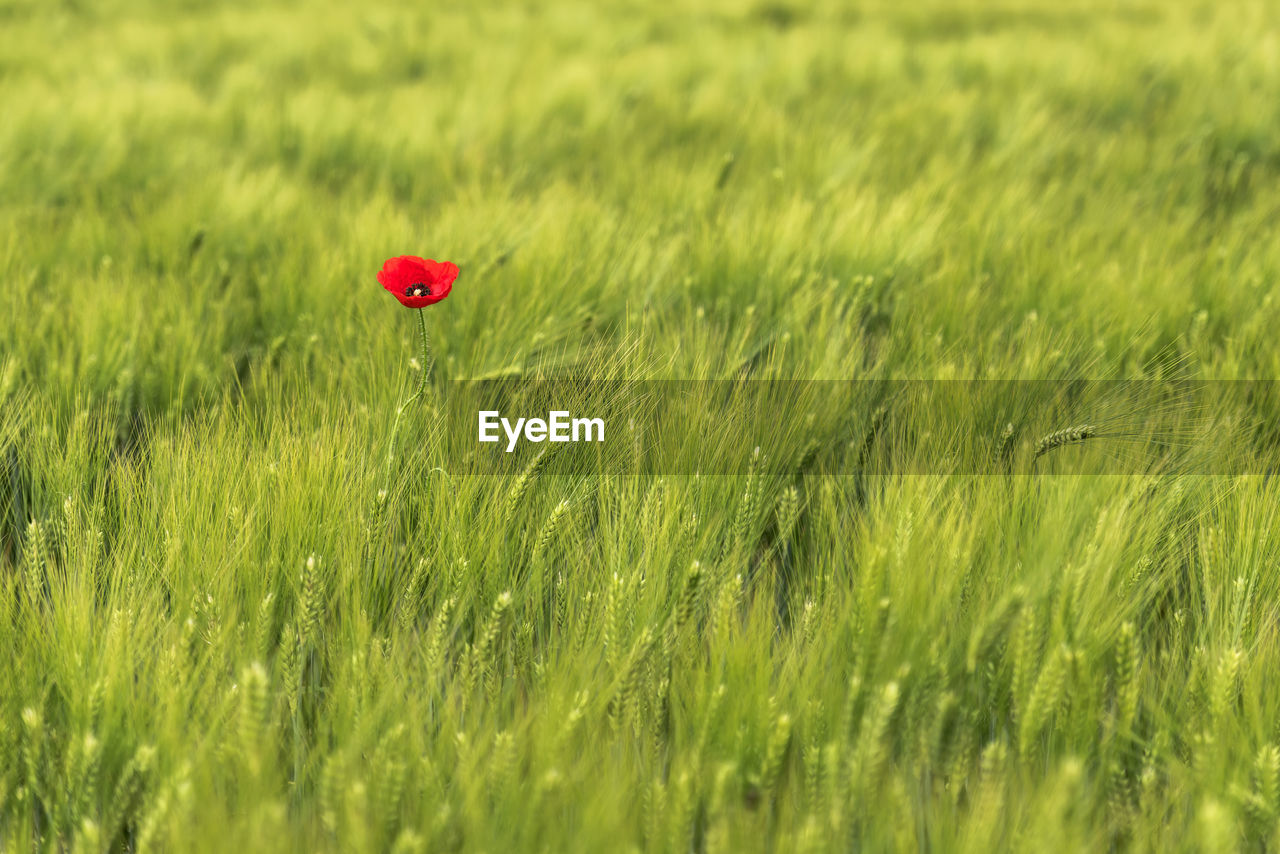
[254,592,276,661]
[1019,644,1071,760]
[423,595,455,680]
[761,712,793,792]
[104,745,155,847]
[531,499,570,565]
[1114,621,1140,730]
[22,519,47,608]
[992,421,1016,471]
[1256,745,1280,814]
[1033,424,1099,461]
[500,448,548,531]
[373,725,408,844]
[71,732,101,828]
[466,591,512,695]
[238,662,271,776]
[851,682,900,792]
[604,572,625,671]
[298,554,323,649]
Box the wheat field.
[4,0,1280,851]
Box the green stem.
[415,306,432,395]
[384,308,433,482]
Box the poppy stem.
[415,307,432,395]
[384,308,434,485]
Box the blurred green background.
[3,0,1280,851]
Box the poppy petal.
[378,255,429,292]
[378,255,457,308]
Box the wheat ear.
[1033,424,1098,460]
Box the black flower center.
[404,283,431,298]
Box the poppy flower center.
[404,283,432,298]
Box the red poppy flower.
[378,256,459,308]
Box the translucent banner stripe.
[425,379,1280,475]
